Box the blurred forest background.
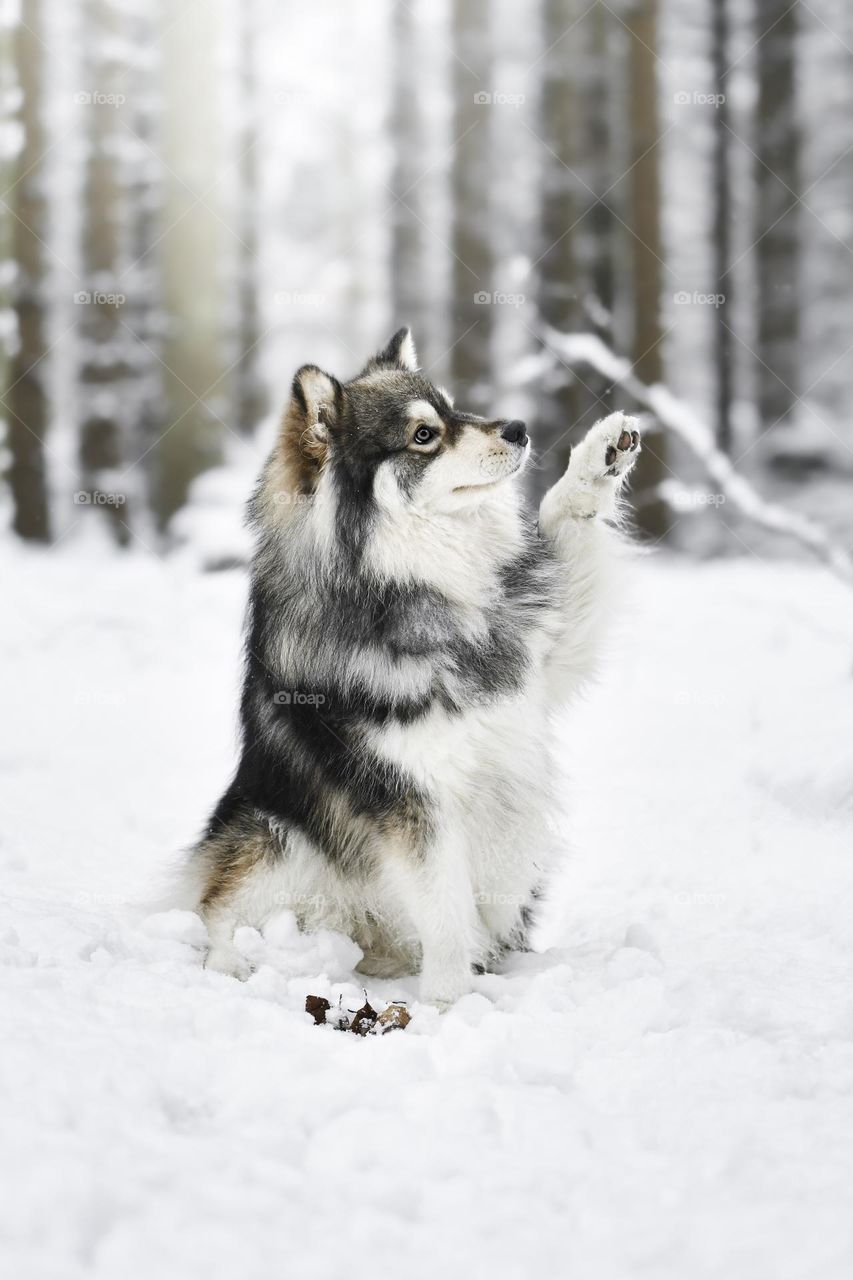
[1,0,852,566]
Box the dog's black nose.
[501,420,528,446]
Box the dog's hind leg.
[190,805,280,980]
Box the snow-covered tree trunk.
[536,0,583,486]
[754,0,800,437]
[6,0,50,540]
[712,0,733,451]
[581,1,617,343]
[232,0,265,436]
[388,0,450,373]
[155,0,226,527]
[121,0,164,519]
[77,0,141,545]
[389,0,428,340]
[624,0,669,538]
[0,0,17,389]
[449,0,493,409]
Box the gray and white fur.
[186,328,641,1006]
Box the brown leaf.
[350,990,378,1036]
[305,994,331,1026]
[374,1002,411,1034]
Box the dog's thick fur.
[187,328,640,1005]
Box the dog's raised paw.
[540,411,642,525]
[590,411,641,479]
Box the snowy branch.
[536,326,853,585]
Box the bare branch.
[535,326,853,585]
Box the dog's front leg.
[385,829,484,1008]
[539,411,641,704]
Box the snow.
[2,546,853,1280]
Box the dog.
[186,328,640,1006]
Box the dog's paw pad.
[590,412,641,479]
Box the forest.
[1,0,851,564]
[4,6,853,1276]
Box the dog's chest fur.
[244,492,563,907]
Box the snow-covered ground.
[2,547,853,1280]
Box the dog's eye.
[412,425,437,446]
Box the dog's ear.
[265,365,344,505]
[290,364,342,442]
[370,326,419,373]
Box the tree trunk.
[449,0,493,409]
[536,0,583,488]
[122,0,165,526]
[624,0,669,538]
[78,0,135,545]
[155,0,226,527]
[6,0,50,541]
[0,6,16,386]
[233,0,265,435]
[389,0,434,346]
[754,0,800,436]
[712,0,734,451]
[584,1,617,342]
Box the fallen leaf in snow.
[305,995,330,1025]
[350,990,378,1035]
[373,1002,411,1034]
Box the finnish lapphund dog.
[187,328,640,1006]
